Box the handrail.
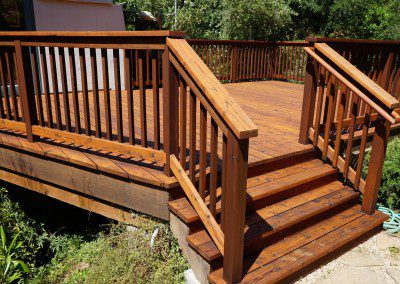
[170,155,225,254]
[167,38,258,139]
[0,31,185,38]
[300,42,395,216]
[188,38,309,46]
[163,38,256,282]
[315,43,399,110]
[304,47,399,124]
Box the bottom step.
[208,207,387,284]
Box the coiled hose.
[378,205,400,235]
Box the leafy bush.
[33,223,188,284]
[363,137,400,209]
[221,0,295,40]
[0,188,48,269]
[0,226,30,283]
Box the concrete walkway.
[296,231,400,284]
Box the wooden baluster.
[6,51,20,121]
[14,42,38,142]
[199,103,207,200]
[90,48,101,138]
[68,47,80,134]
[113,49,123,142]
[0,50,10,119]
[223,133,249,283]
[209,119,218,218]
[125,49,135,145]
[362,118,391,214]
[101,49,112,140]
[355,105,371,189]
[39,47,53,128]
[138,50,147,147]
[332,86,346,167]
[59,47,71,132]
[79,48,91,136]
[162,47,179,176]
[189,90,197,182]
[299,56,318,144]
[381,51,394,92]
[343,95,358,179]
[30,48,44,126]
[322,76,337,159]
[220,134,228,232]
[179,79,187,169]
[49,47,62,129]
[312,66,325,146]
[152,50,160,149]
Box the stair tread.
[187,182,358,262]
[168,158,337,225]
[208,209,388,283]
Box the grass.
[32,221,188,284]
[0,185,188,283]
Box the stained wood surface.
[1,80,313,168]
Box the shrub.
[0,226,30,283]
[33,222,188,283]
[0,188,48,269]
[363,137,400,209]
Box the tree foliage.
[117,0,400,40]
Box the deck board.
[1,80,311,185]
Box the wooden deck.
[225,81,313,166]
[1,80,311,171]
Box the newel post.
[299,54,318,144]
[162,45,179,176]
[223,132,249,283]
[14,41,38,142]
[361,118,391,214]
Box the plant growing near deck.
[363,137,400,209]
[0,226,30,283]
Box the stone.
[314,267,390,284]
[376,233,400,253]
[339,250,385,267]
[388,267,400,283]
[184,269,201,284]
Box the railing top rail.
[315,43,400,110]
[0,30,185,38]
[307,37,400,45]
[187,38,310,46]
[167,38,258,139]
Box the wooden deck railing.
[308,38,400,99]
[188,39,310,83]
[164,37,258,282]
[300,43,400,215]
[0,31,188,162]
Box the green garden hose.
[377,205,400,235]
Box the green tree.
[220,0,295,41]
[176,0,222,39]
[288,0,333,39]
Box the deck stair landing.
[168,151,387,283]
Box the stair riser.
[248,150,317,178]
[247,171,338,212]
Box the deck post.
[223,133,249,283]
[361,118,390,215]
[14,41,38,142]
[230,46,238,83]
[162,46,179,176]
[299,54,318,144]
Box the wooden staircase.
[168,151,388,283]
